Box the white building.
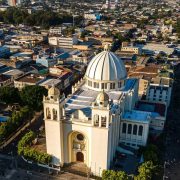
[49,27,62,35]
[146,77,172,107]
[121,42,142,55]
[48,35,78,48]
[44,47,167,176]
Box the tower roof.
[48,86,60,96]
[96,91,109,102]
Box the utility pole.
[73,15,75,27]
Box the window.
[122,123,126,134]
[94,82,99,88]
[52,108,57,120]
[104,83,107,89]
[102,83,104,89]
[138,125,143,136]
[101,116,107,127]
[88,80,92,87]
[118,82,121,88]
[133,125,137,135]
[77,134,84,141]
[110,83,115,89]
[128,124,132,134]
[46,108,51,119]
[101,83,107,89]
[94,115,99,126]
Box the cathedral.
[43,47,153,175]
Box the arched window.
[138,125,143,136]
[128,124,132,134]
[118,81,121,88]
[53,108,57,120]
[46,108,51,119]
[101,116,107,127]
[133,125,137,135]
[122,123,126,134]
[94,115,99,126]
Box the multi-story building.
[36,54,58,68]
[14,73,45,90]
[121,42,142,55]
[48,35,78,48]
[49,27,62,35]
[146,77,173,106]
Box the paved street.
[163,65,180,180]
[163,109,180,180]
[0,154,89,180]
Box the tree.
[20,85,47,111]
[116,171,129,180]
[102,170,129,180]
[0,87,21,104]
[18,131,52,164]
[135,161,158,180]
[0,106,31,140]
[143,144,159,164]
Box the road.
[0,153,88,180]
[0,111,44,156]
[163,65,180,180]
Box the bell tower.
[92,91,111,128]
[43,86,65,166]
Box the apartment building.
[146,77,173,106]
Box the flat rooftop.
[135,101,166,116]
[39,78,61,86]
[123,110,150,123]
[15,74,45,84]
[3,69,23,76]
[139,43,180,55]
[65,78,137,118]
[151,77,172,86]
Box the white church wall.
[62,122,92,165]
[90,127,109,176]
[45,120,62,165]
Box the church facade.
[43,48,161,175]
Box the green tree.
[135,161,158,180]
[20,85,47,111]
[0,86,21,104]
[143,144,159,164]
[116,171,129,180]
[18,131,52,164]
[102,170,129,180]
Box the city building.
[121,42,142,55]
[84,13,102,21]
[146,77,173,107]
[0,46,10,58]
[48,35,78,48]
[49,27,63,35]
[14,73,45,90]
[36,54,58,68]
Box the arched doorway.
[68,131,88,164]
[76,152,84,162]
